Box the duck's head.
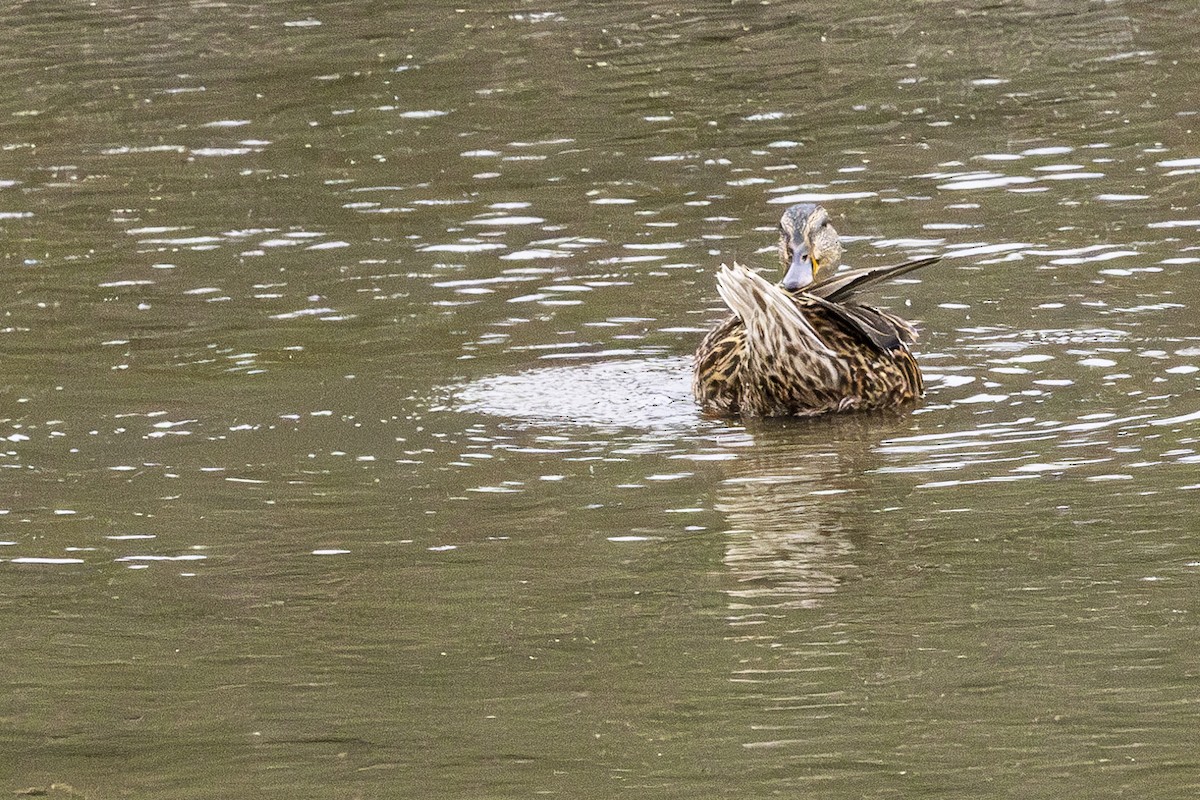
[777,203,843,290]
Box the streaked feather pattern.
[693,253,939,417]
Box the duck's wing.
[804,294,920,353]
[808,256,941,304]
[716,263,837,358]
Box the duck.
[692,203,941,417]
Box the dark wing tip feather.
[809,256,942,303]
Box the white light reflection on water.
[878,397,1200,488]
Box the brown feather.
[693,255,939,417]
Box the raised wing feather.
[803,295,919,353]
[808,256,941,304]
[715,263,836,358]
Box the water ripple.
[442,357,695,431]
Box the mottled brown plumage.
[693,204,940,417]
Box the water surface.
[3,1,1200,797]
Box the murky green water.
[3,1,1200,797]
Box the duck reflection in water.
[694,204,940,418]
[717,416,912,616]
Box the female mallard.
[693,203,940,417]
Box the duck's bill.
[782,248,814,290]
